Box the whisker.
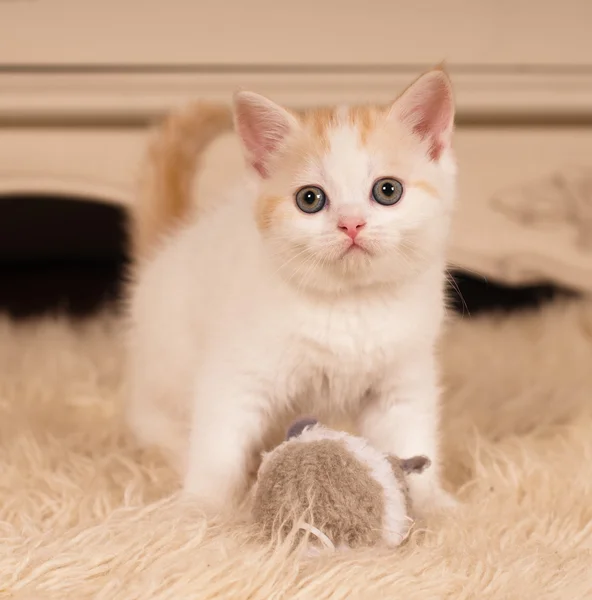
[445,270,470,317]
[446,263,488,283]
[298,251,327,293]
[285,251,321,288]
[271,246,314,278]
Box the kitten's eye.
[295,186,327,214]
[371,178,404,206]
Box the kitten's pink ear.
[389,68,455,161]
[233,91,299,178]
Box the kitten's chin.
[277,250,401,295]
[273,239,431,295]
[339,242,372,260]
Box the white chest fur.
[275,280,443,413]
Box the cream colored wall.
[2,0,592,67]
[0,0,591,291]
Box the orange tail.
[131,101,234,260]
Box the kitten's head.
[233,67,456,293]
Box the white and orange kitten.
[127,68,457,516]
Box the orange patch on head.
[299,107,338,151]
[346,106,383,145]
[255,194,286,232]
[410,180,439,198]
[298,104,386,151]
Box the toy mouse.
[252,417,430,552]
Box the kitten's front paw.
[187,493,226,518]
[183,477,236,519]
[410,480,460,518]
[431,487,460,511]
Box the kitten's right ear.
[388,67,455,162]
[232,90,299,178]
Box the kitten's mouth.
[340,242,371,259]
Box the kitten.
[126,67,458,517]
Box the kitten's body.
[127,70,457,515]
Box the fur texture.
[126,68,457,516]
[253,437,389,550]
[253,423,424,549]
[132,101,233,259]
[2,300,592,598]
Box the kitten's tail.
[131,101,234,259]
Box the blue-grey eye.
[372,178,404,206]
[295,186,326,214]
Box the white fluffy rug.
[1,300,592,599]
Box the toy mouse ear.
[286,417,319,440]
[400,455,431,474]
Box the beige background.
[1,0,592,291]
[2,0,592,67]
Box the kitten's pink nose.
[337,217,366,240]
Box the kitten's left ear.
[233,90,300,178]
[389,67,455,161]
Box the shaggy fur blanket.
[1,300,592,599]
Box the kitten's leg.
[358,352,457,516]
[183,372,267,516]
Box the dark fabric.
[0,196,576,319]
[0,196,127,263]
[0,196,128,318]
[447,271,575,316]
